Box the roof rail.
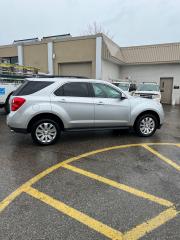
[0,74,27,79]
[35,75,89,79]
[142,82,158,84]
[0,74,89,80]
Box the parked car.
[133,82,161,102]
[7,77,164,145]
[0,76,24,113]
[112,81,136,95]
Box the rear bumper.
[9,127,28,134]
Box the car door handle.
[59,99,66,102]
[96,101,104,105]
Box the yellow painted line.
[0,143,178,213]
[142,145,180,171]
[148,143,179,146]
[124,207,179,240]
[0,143,142,213]
[0,185,27,212]
[0,155,82,212]
[176,144,180,148]
[62,164,173,207]
[25,187,123,240]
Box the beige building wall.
[0,46,17,57]
[53,38,96,77]
[23,43,48,73]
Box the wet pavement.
[0,105,179,240]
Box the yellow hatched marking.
[124,207,179,240]
[0,143,144,213]
[0,155,82,212]
[62,164,173,207]
[142,145,180,171]
[0,143,179,240]
[25,187,123,240]
[0,143,179,213]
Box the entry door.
[92,83,130,127]
[160,78,173,104]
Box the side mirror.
[120,93,127,100]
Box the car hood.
[128,95,161,106]
[135,91,160,95]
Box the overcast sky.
[0,0,180,46]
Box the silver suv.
[7,77,164,145]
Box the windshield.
[114,83,130,91]
[137,83,159,91]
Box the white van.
[0,77,24,113]
[0,63,39,113]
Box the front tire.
[31,119,60,145]
[134,114,158,137]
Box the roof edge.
[121,41,180,49]
[0,34,102,48]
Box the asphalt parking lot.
[0,105,179,240]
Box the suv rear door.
[52,82,94,128]
[91,83,130,127]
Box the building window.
[0,56,18,64]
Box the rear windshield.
[13,81,54,96]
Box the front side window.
[92,83,121,98]
[54,82,90,97]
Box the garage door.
[59,62,92,78]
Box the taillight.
[11,97,26,111]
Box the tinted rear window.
[54,82,90,97]
[13,81,54,96]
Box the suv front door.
[52,82,94,128]
[92,83,130,127]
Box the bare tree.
[83,22,114,39]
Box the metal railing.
[0,63,39,78]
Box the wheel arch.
[27,113,65,133]
[4,91,14,113]
[133,110,160,128]
[5,91,14,104]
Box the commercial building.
[0,33,180,105]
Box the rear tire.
[134,114,158,137]
[31,119,60,145]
